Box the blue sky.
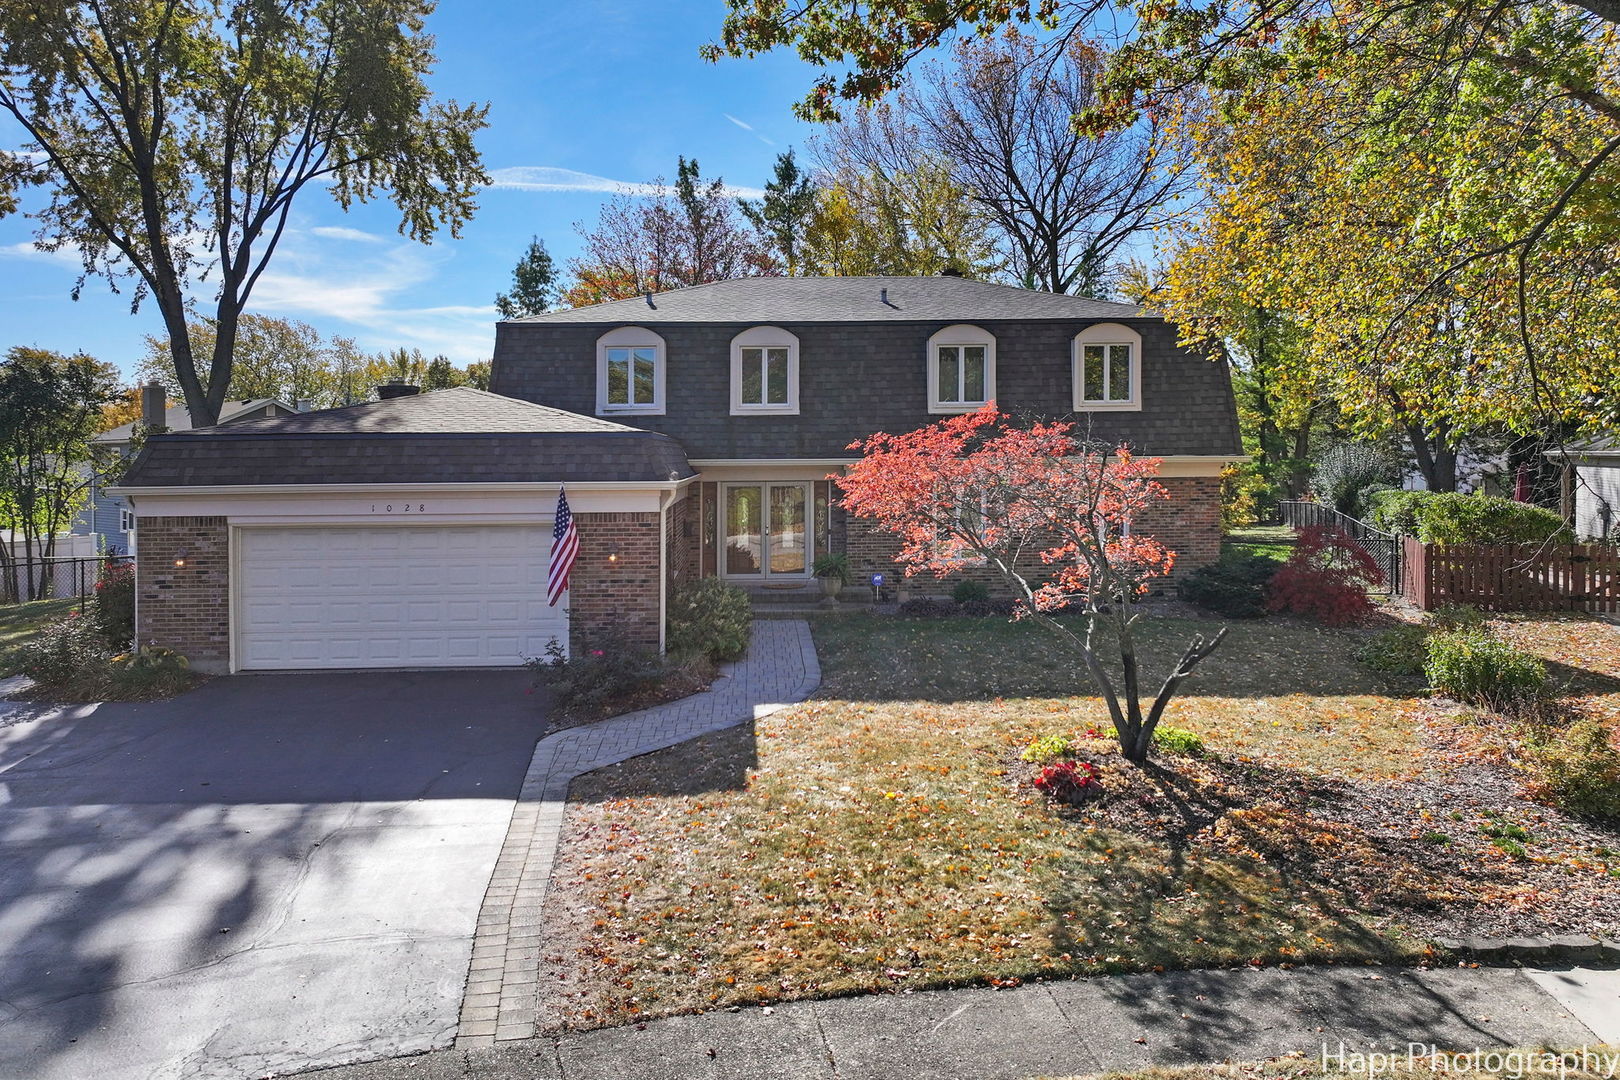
[0,2,823,377]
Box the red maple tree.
[837,405,1227,764]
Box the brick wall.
[570,512,662,651]
[666,493,700,594]
[136,516,230,672]
[842,474,1223,597]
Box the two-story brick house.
[116,276,1241,673]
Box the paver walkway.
[307,963,1619,1080]
[458,620,821,1046]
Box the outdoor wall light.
[173,549,188,568]
[606,551,620,564]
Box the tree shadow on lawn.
[0,668,544,1076]
[566,721,758,803]
[1041,756,1434,980]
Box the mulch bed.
[541,660,718,737]
[1018,710,1620,945]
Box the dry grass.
[534,611,1620,1032]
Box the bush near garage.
[1180,554,1281,618]
[528,636,667,714]
[92,560,135,650]
[666,578,752,662]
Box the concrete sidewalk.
[300,963,1618,1080]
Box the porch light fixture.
[606,550,620,564]
[173,549,188,568]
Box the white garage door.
[237,525,567,670]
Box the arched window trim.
[595,326,666,415]
[729,325,800,415]
[1072,322,1143,412]
[926,324,997,414]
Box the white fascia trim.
[111,480,695,497]
[688,458,859,468]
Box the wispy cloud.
[486,165,765,200]
[723,113,776,147]
[309,225,386,244]
[0,240,82,268]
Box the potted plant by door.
[813,552,850,601]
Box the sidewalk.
[301,963,1618,1080]
[459,620,822,1045]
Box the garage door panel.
[237,526,567,670]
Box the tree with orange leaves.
[837,405,1226,764]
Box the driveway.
[0,670,545,1080]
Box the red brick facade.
[135,516,231,671]
[665,492,700,595]
[569,511,662,651]
[840,474,1223,597]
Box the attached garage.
[236,525,564,670]
[114,387,696,674]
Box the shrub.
[1367,489,1437,536]
[1266,526,1382,626]
[1355,624,1430,676]
[1424,630,1548,712]
[666,578,752,662]
[527,637,665,713]
[1032,760,1103,806]
[951,578,990,605]
[1021,733,1074,764]
[1312,442,1398,516]
[1151,725,1206,756]
[1410,493,1573,546]
[959,597,1017,617]
[15,612,107,684]
[1428,603,1489,632]
[1524,715,1620,821]
[1180,555,1281,618]
[92,560,135,650]
[105,645,194,698]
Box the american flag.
[547,486,579,607]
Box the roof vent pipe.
[880,287,888,304]
[644,291,656,308]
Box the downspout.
[657,489,673,655]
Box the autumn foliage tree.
[837,406,1226,765]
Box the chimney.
[376,377,420,400]
[140,381,167,432]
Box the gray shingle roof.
[94,397,296,444]
[177,386,635,435]
[119,388,693,487]
[510,276,1144,325]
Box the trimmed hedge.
[1370,490,1571,545]
[1179,555,1281,619]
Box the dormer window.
[596,326,665,415]
[730,326,799,415]
[927,324,996,413]
[1073,323,1142,411]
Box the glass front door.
[723,483,810,579]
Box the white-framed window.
[1073,323,1142,411]
[119,508,135,534]
[596,326,666,415]
[730,326,799,415]
[927,324,996,413]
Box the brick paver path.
[456,620,821,1046]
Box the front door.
[723,483,810,579]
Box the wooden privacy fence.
[1401,536,1620,613]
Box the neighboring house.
[116,276,1243,674]
[76,398,298,554]
[1554,439,1620,541]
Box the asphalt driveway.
[0,670,545,1080]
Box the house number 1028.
[371,503,427,513]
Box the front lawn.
[535,611,1620,1031]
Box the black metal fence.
[1277,500,1402,594]
[1,554,131,608]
